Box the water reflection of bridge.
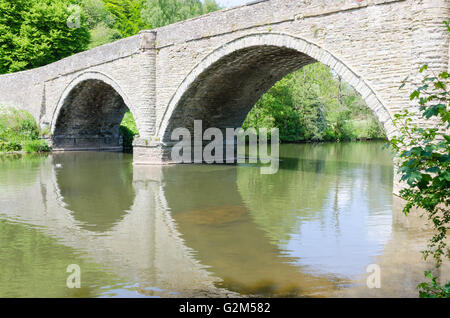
[0,149,448,297]
[1,153,228,297]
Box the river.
[0,141,448,297]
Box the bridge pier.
[132,137,240,165]
[132,137,173,165]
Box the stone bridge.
[0,0,448,164]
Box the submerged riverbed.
[0,142,447,297]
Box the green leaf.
[410,90,420,100]
[420,65,428,73]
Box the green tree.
[244,78,304,142]
[119,111,138,149]
[85,0,221,44]
[243,63,386,142]
[141,0,220,29]
[0,0,90,74]
[102,0,149,37]
[79,0,120,48]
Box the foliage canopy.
[243,63,386,142]
[0,0,90,73]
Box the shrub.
[0,140,21,152]
[23,139,50,153]
[119,111,138,149]
[417,271,450,298]
[0,107,49,153]
[389,35,449,296]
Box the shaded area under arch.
[158,33,395,143]
[52,79,130,151]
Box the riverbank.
[1,106,387,155]
[0,107,50,153]
[277,137,387,144]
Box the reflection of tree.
[364,146,395,216]
[0,154,48,187]
[162,164,342,297]
[236,162,330,243]
[53,152,135,232]
[332,167,342,235]
[236,142,394,243]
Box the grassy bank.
[0,107,49,153]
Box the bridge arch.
[51,71,139,151]
[157,33,397,141]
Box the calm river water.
[0,142,447,297]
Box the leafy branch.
[389,21,449,297]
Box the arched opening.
[161,45,315,140]
[52,78,137,151]
[158,34,394,147]
[153,35,397,295]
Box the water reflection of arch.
[160,164,343,297]
[159,142,398,295]
[236,142,395,280]
[51,152,135,232]
[0,154,225,297]
[237,142,394,243]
